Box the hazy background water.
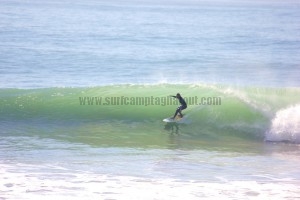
[0,0,299,88]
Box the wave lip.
[265,104,300,144]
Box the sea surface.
[0,0,300,199]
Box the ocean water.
[1,0,300,199]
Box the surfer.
[171,93,187,119]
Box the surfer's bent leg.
[173,106,180,118]
[173,105,186,118]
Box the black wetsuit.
[172,96,187,118]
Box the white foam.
[1,164,299,200]
[266,104,300,143]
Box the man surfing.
[171,93,187,119]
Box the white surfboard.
[163,116,183,123]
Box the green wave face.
[1,84,300,147]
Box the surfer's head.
[176,93,181,98]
